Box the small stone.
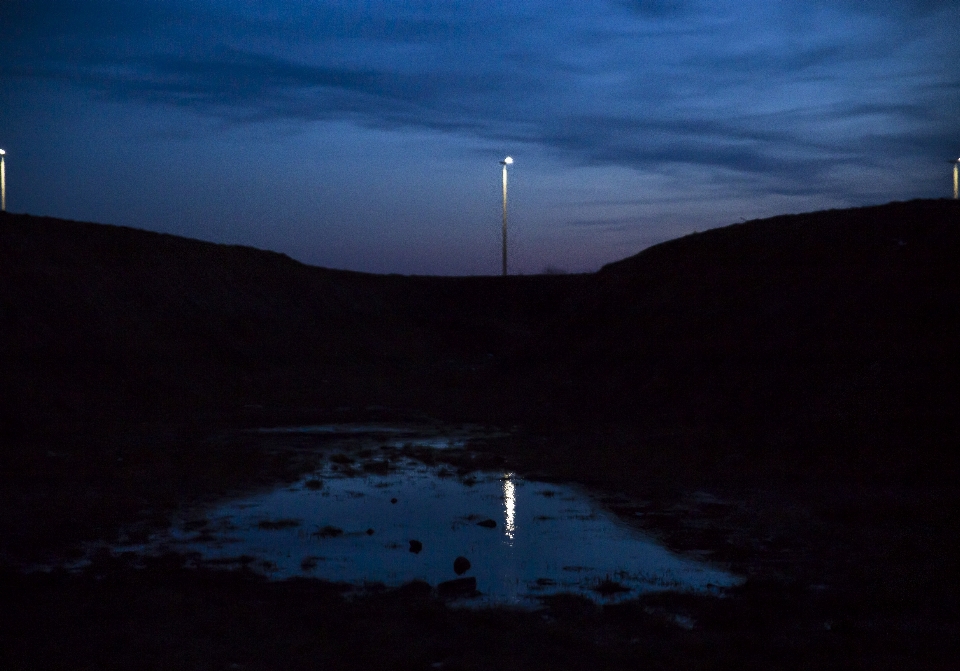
[476,519,497,528]
[390,498,398,504]
[409,540,423,554]
[366,528,375,536]
[453,556,471,575]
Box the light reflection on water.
[502,473,516,545]
[107,446,740,606]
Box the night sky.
[2,1,958,275]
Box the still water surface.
[113,426,740,606]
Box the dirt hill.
[537,199,960,462]
[2,200,958,464]
[0,212,583,434]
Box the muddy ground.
[2,420,957,670]
[2,200,959,668]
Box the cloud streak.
[2,0,958,225]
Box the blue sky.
[2,0,958,274]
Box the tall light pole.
[499,156,513,276]
[952,158,960,200]
[0,149,6,212]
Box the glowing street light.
[499,156,513,276]
[0,149,5,212]
[952,158,960,200]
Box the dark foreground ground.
[3,425,956,670]
[2,200,959,669]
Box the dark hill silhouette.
[3,202,959,669]
[2,200,958,464]
[535,200,960,461]
[0,212,585,433]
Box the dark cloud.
[687,45,871,80]
[565,215,644,228]
[613,0,696,17]
[826,0,956,14]
[1,0,186,39]
[2,0,957,192]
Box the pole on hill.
[500,156,513,276]
[1,149,6,211]
[953,158,959,200]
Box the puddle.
[105,426,741,607]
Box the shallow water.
[112,427,740,606]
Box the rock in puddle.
[453,556,471,575]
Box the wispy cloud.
[2,0,958,194]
